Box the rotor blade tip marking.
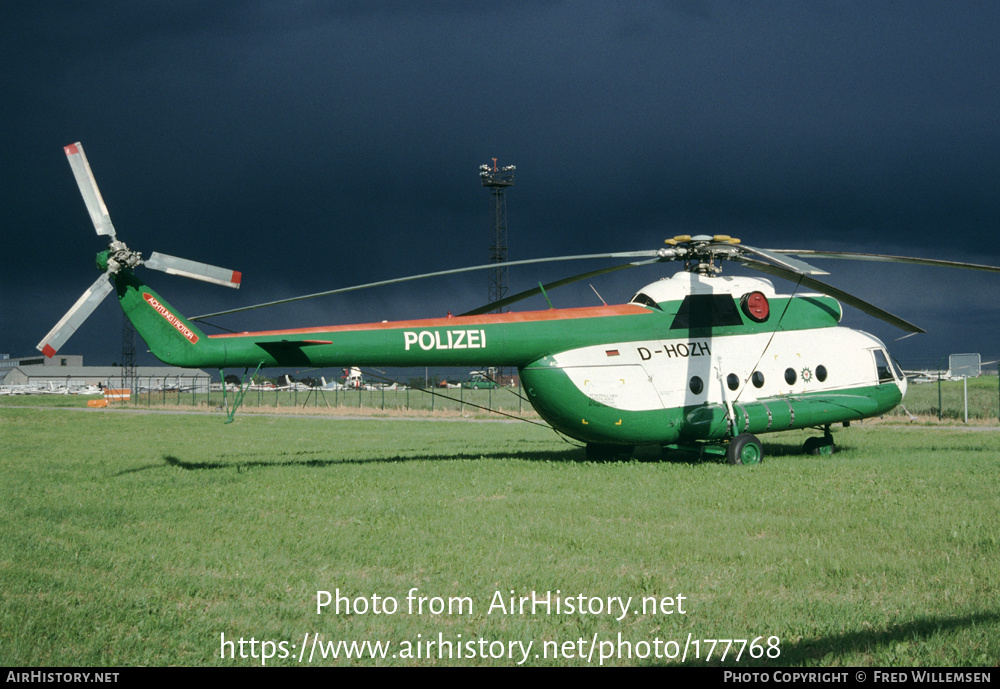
[64,143,79,155]
[41,344,57,358]
[232,271,242,286]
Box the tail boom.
[203,304,654,369]
[117,272,654,370]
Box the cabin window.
[784,368,796,385]
[670,294,743,329]
[629,292,662,310]
[689,376,704,395]
[816,365,827,382]
[726,373,740,391]
[751,371,765,388]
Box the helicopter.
[38,143,1000,463]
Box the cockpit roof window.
[670,294,743,329]
[629,292,662,310]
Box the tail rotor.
[36,142,241,357]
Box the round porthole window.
[816,365,827,382]
[784,368,797,385]
[689,376,704,395]
[727,373,740,391]
[751,371,765,388]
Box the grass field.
[1,404,998,666]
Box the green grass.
[1,407,998,666]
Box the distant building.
[0,354,209,391]
[0,353,83,372]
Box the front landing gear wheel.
[803,436,835,455]
[727,433,763,465]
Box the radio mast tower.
[120,314,137,399]
[479,158,515,385]
[479,158,515,311]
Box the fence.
[104,373,1000,422]
[885,374,1000,422]
[118,377,531,415]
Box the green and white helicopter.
[38,143,1000,463]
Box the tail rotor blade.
[144,252,242,289]
[64,142,117,239]
[36,273,115,357]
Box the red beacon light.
[741,291,770,322]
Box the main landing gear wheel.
[803,436,835,456]
[727,433,763,465]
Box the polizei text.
[403,329,487,351]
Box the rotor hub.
[96,240,143,275]
[660,234,743,275]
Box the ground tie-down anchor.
[220,363,264,423]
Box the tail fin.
[114,269,225,368]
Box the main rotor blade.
[736,245,829,275]
[64,142,117,239]
[767,249,1000,274]
[36,273,115,357]
[145,252,242,289]
[460,258,661,316]
[188,250,661,321]
[739,256,925,333]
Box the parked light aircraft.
[37,143,1000,462]
[0,382,102,396]
[905,369,968,385]
[275,375,312,392]
[903,359,997,384]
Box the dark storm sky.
[2,1,999,369]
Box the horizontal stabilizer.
[254,339,334,366]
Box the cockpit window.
[872,349,898,384]
[629,292,662,310]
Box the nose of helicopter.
[887,351,908,399]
